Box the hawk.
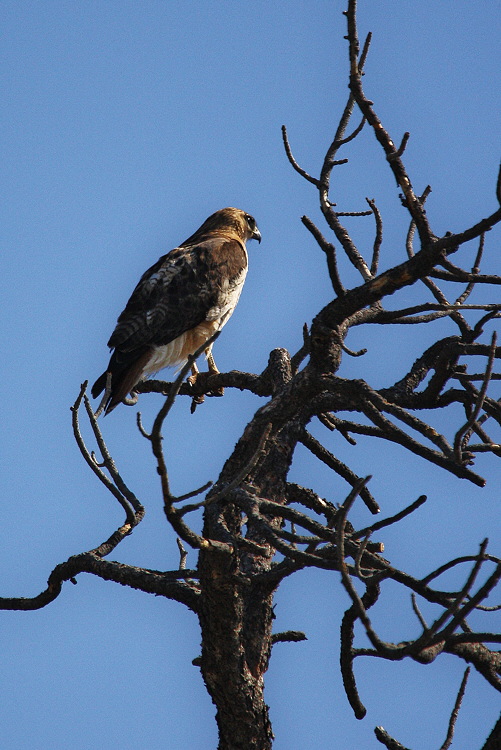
[92,207,261,414]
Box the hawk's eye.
[245,214,255,229]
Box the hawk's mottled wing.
[108,240,225,353]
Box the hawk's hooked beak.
[252,226,262,244]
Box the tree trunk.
[198,387,298,749]
[198,535,276,749]
[482,713,501,750]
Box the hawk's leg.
[205,351,224,397]
[187,350,225,413]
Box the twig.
[454,331,497,461]
[177,538,188,570]
[300,430,379,513]
[366,197,383,275]
[421,553,501,587]
[356,391,485,486]
[435,552,501,644]
[204,423,272,506]
[83,393,143,514]
[94,371,112,418]
[420,540,489,648]
[354,535,375,580]
[336,477,393,655]
[352,495,427,541]
[341,340,367,357]
[147,337,221,549]
[290,323,311,374]
[340,580,380,720]
[174,481,213,504]
[71,383,143,524]
[337,115,366,146]
[336,209,372,217]
[411,593,429,631]
[387,131,410,161]
[405,186,432,260]
[374,726,411,750]
[453,233,485,306]
[302,215,345,297]
[281,125,319,186]
[439,668,470,750]
[271,631,307,644]
[346,0,433,244]
[369,302,501,325]
[136,411,151,439]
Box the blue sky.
[1,1,500,748]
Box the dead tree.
[2,2,500,748]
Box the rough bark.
[198,358,297,749]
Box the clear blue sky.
[1,1,500,748]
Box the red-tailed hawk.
[92,207,261,414]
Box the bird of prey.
[91,207,261,414]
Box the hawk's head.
[184,207,261,246]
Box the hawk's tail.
[91,371,109,400]
[91,348,151,415]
